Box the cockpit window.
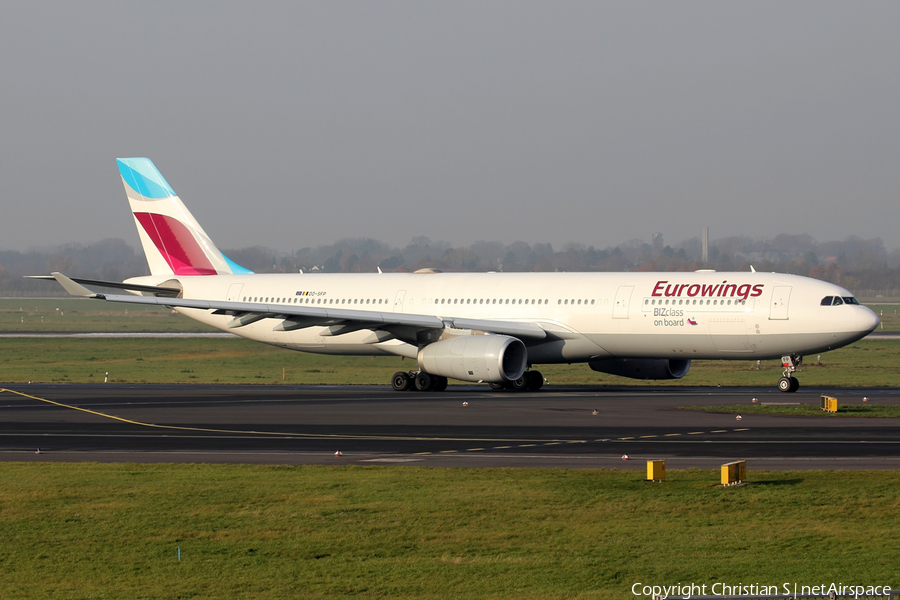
[821,295,861,306]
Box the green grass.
[0,298,216,332]
[1,464,898,599]
[1,338,899,387]
[681,404,900,418]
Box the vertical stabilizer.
[117,158,251,276]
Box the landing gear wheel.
[414,372,434,391]
[777,377,794,393]
[391,371,412,391]
[510,375,529,390]
[526,371,544,390]
[432,376,448,391]
[778,354,802,393]
[489,382,506,390]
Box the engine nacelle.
[417,335,527,383]
[588,358,691,380]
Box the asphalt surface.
[1,383,899,470]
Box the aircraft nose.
[858,306,880,335]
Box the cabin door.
[769,286,792,320]
[613,286,633,319]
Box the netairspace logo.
[631,582,894,599]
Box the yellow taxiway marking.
[0,389,551,444]
[2,389,752,458]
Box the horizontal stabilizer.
[27,274,181,297]
[48,272,99,298]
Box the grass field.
[1,336,899,387]
[0,298,216,332]
[1,464,898,599]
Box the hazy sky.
[1,2,898,253]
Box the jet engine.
[588,358,691,380]
[417,335,527,383]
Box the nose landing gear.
[777,354,801,393]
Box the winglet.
[51,272,102,298]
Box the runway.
[1,383,899,470]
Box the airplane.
[36,157,880,393]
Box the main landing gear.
[391,371,448,392]
[390,370,545,392]
[488,370,544,391]
[777,354,801,393]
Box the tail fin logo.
[132,212,219,275]
[118,158,252,277]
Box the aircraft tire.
[777,377,793,393]
[414,372,434,391]
[526,371,544,390]
[510,375,529,391]
[432,376,448,391]
[392,371,412,391]
[488,382,506,390]
[789,376,800,392]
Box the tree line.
[3,233,900,297]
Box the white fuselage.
[127,270,879,365]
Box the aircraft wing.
[44,272,548,343]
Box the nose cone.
[831,305,880,348]
[859,305,881,335]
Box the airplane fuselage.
[128,270,879,364]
